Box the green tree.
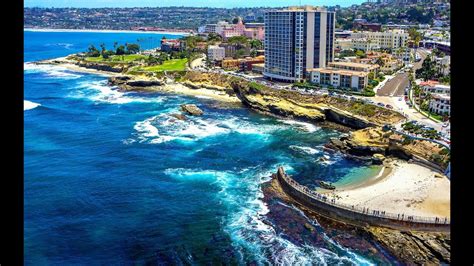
[355,49,366,58]
[116,45,126,55]
[207,33,222,43]
[126,43,140,54]
[87,44,100,57]
[227,36,249,46]
[416,55,437,81]
[235,48,247,59]
[249,39,263,50]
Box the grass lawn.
[139,59,188,72]
[85,54,147,63]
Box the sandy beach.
[24,28,189,36]
[321,159,450,218]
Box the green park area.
[137,58,188,72]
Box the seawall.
[275,167,450,232]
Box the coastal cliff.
[327,127,450,169]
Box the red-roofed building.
[419,80,439,87]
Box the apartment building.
[327,61,379,73]
[429,93,450,116]
[350,29,409,51]
[422,84,450,94]
[207,45,226,61]
[263,6,335,82]
[307,68,369,90]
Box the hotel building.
[263,6,335,82]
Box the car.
[377,103,385,107]
[442,123,449,128]
[386,104,393,109]
[350,96,356,101]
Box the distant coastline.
[24,28,190,36]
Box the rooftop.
[272,6,329,12]
[307,67,369,77]
[328,61,379,69]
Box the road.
[376,48,429,97]
[372,48,448,133]
[376,73,409,96]
[190,54,206,69]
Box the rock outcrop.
[368,227,450,264]
[169,113,188,121]
[77,62,124,73]
[180,104,203,116]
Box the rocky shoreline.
[34,58,451,263]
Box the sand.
[321,159,450,218]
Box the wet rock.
[126,80,163,87]
[180,104,203,116]
[169,113,188,121]
[372,153,386,164]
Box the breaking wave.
[24,62,82,79]
[278,119,319,133]
[73,80,164,104]
[24,100,41,111]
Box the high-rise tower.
[263,6,335,82]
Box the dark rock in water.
[169,113,188,121]
[108,76,131,85]
[318,181,336,190]
[126,80,163,87]
[180,104,203,116]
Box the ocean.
[24,30,384,265]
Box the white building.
[435,56,450,76]
[335,38,353,51]
[423,84,450,94]
[350,29,409,51]
[207,45,226,61]
[307,68,369,91]
[429,93,450,116]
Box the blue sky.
[24,0,365,8]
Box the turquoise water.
[24,30,381,264]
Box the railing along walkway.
[278,168,450,225]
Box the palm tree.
[424,92,433,118]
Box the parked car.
[377,103,385,107]
[386,104,393,109]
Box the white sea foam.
[289,145,321,155]
[163,163,368,264]
[44,42,74,49]
[74,80,164,104]
[132,113,281,145]
[24,100,41,111]
[279,119,319,133]
[24,62,82,79]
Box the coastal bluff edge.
[274,167,450,232]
